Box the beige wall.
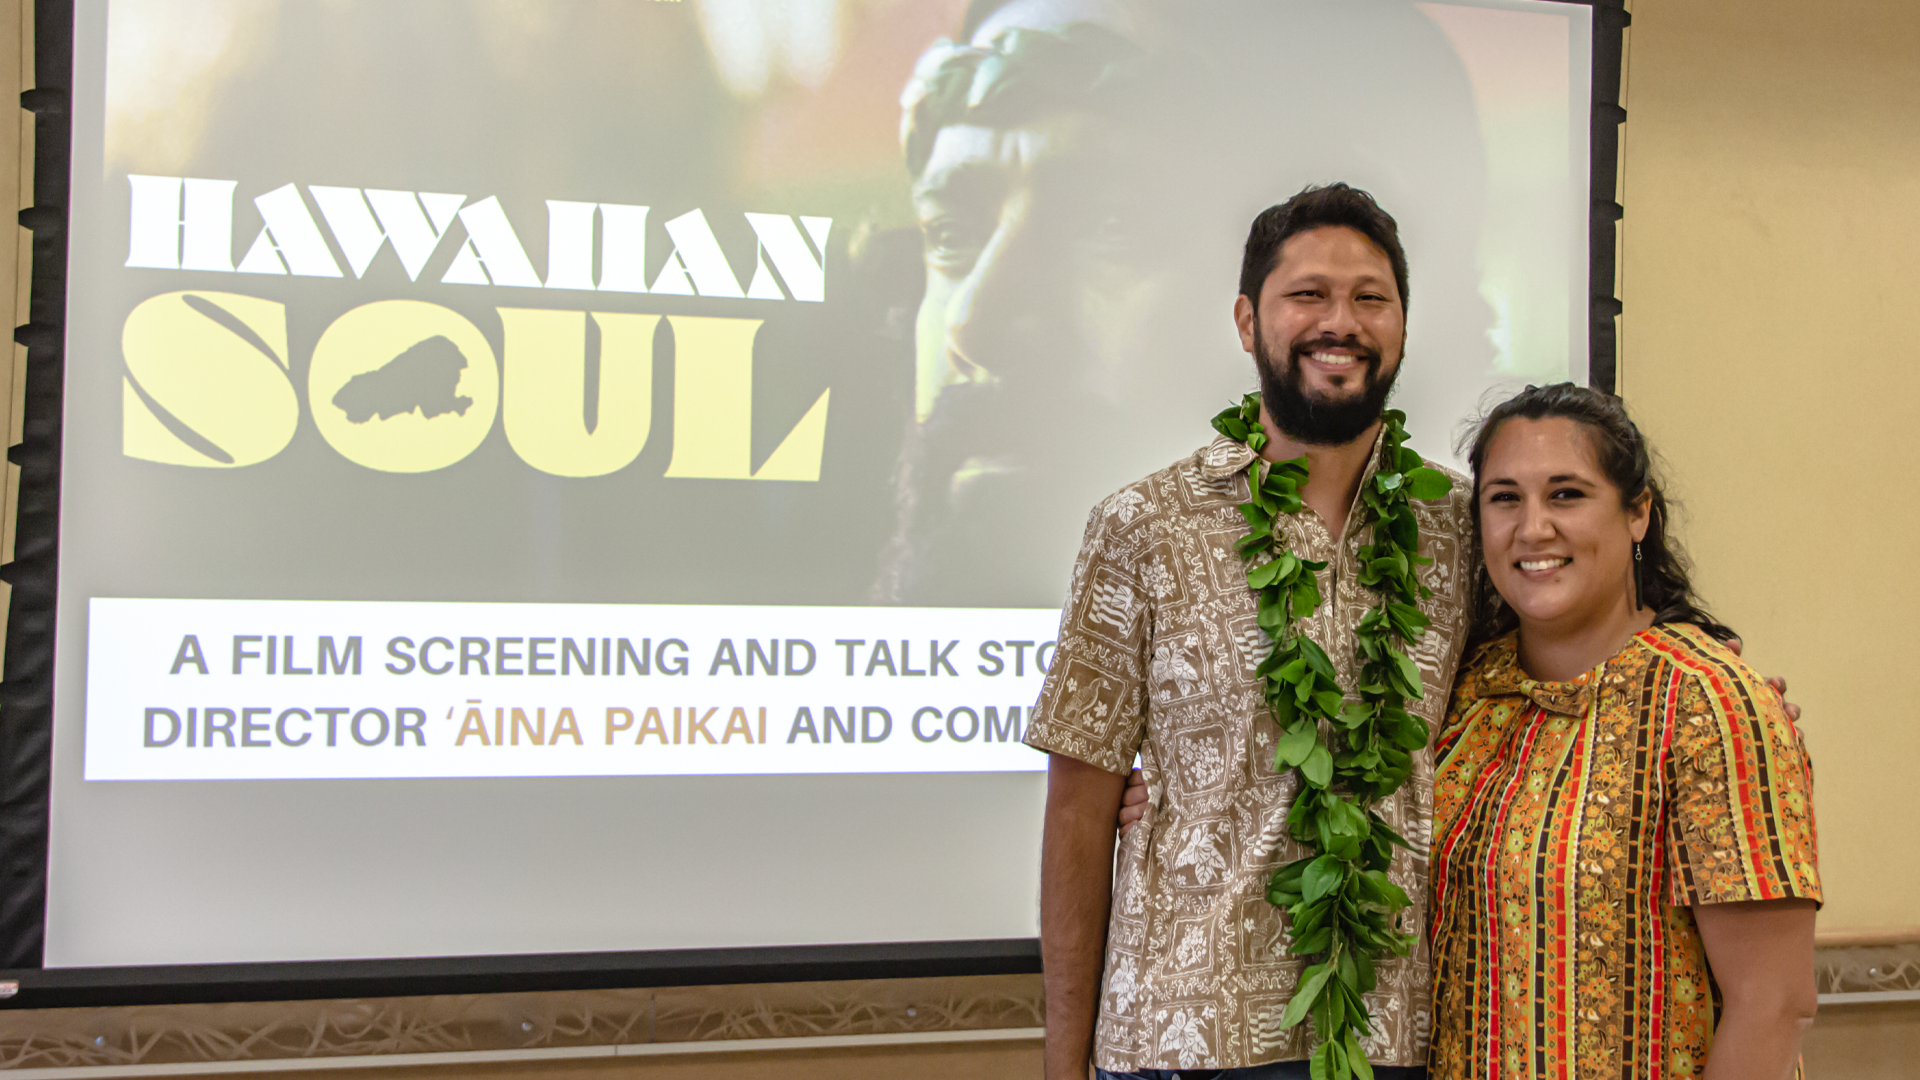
[1618,0,1920,934]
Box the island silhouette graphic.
[331,336,474,423]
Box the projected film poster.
[49,0,1589,965]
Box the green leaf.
[1363,811,1407,844]
[1404,466,1453,501]
[1387,715,1430,750]
[1301,743,1333,787]
[1271,856,1311,888]
[1280,963,1333,1029]
[1336,947,1358,990]
[1353,948,1377,993]
[1360,870,1411,909]
[1298,638,1337,679]
[1247,559,1284,589]
[1301,855,1344,903]
[1346,1029,1375,1080]
[1275,723,1318,769]
[1392,649,1423,692]
[1292,580,1322,619]
[1336,702,1374,729]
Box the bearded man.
[1023,182,1466,1080]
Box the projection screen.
[42,0,1594,972]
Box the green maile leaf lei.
[1211,392,1453,1080]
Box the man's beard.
[1254,331,1399,446]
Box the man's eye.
[921,216,990,272]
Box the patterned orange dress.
[1429,624,1820,1079]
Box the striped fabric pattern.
[1428,624,1820,1079]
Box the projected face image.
[878,3,1215,606]
[910,117,1158,420]
[875,0,1518,606]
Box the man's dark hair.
[1239,183,1411,311]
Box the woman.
[1428,383,1819,1079]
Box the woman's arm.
[1694,898,1819,1080]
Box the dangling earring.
[1633,541,1644,611]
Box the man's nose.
[1315,296,1365,340]
[945,197,1045,378]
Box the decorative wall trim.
[0,1026,1049,1079]
[1817,932,1920,1006]
[0,974,1044,1071]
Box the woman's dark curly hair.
[1460,382,1736,652]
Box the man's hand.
[1118,767,1148,834]
[1042,753,1129,1080]
[1728,637,1803,725]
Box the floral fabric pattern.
[1025,434,1473,1070]
[1429,625,1821,1079]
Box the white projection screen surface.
[46,0,1592,969]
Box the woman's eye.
[1551,488,1586,500]
[1485,491,1517,503]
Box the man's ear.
[1234,294,1257,354]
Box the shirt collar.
[1199,428,1393,543]
[1472,633,1599,717]
[1201,433,1256,480]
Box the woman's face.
[1478,416,1651,634]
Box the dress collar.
[1472,633,1599,717]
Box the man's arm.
[1042,751,1129,1080]
[1694,898,1819,1080]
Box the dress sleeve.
[1663,656,1821,907]
[1022,495,1153,775]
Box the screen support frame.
[0,0,1629,1007]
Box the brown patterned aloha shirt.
[1025,432,1472,1071]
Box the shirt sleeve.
[1663,653,1821,907]
[1022,495,1152,775]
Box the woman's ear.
[1628,493,1652,543]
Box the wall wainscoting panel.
[0,974,1045,1071]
